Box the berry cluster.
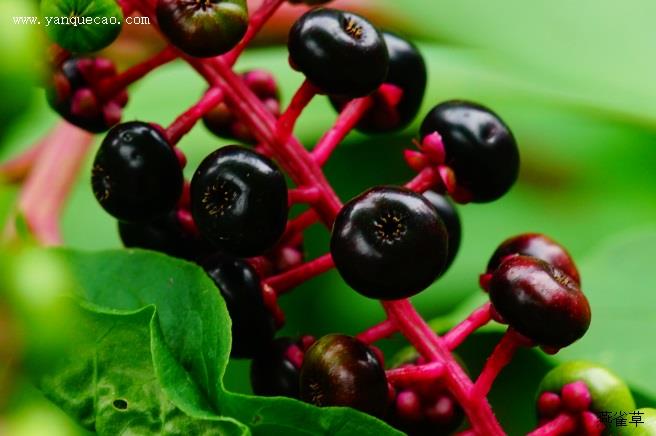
[33,0,622,434]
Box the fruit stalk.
[526,413,578,436]
[264,253,334,294]
[312,96,374,166]
[97,46,178,101]
[472,328,530,399]
[443,303,492,350]
[356,319,398,344]
[166,87,224,144]
[386,361,445,384]
[275,80,319,144]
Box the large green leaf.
[37,249,401,435]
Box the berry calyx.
[91,122,183,222]
[156,0,248,58]
[288,8,389,97]
[330,31,427,133]
[203,256,275,359]
[250,337,303,398]
[423,191,461,271]
[299,334,388,416]
[46,58,127,133]
[419,100,520,203]
[488,256,591,348]
[538,361,636,418]
[486,233,580,284]
[331,186,448,300]
[190,145,288,257]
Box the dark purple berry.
[331,186,448,300]
[423,191,461,270]
[190,146,288,258]
[250,337,301,398]
[156,0,248,58]
[118,211,211,261]
[488,256,591,348]
[419,100,519,203]
[299,334,388,417]
[203,256,275,359]
[330,31,426,132]
[92,122,183,222]
[487,233,580,284]
[288,8,389,97]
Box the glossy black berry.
[250,337,300,398]
[118,211,211,261]
[419,100,520,203]
[330,31,427,133]
[486,233,580,284]
[288,8,389,97]
[204,256,275,359]
[156,0,248,58]
[488,256,591,348]
[190,146,288,257]
[331,186,448,300]
[299,334,388,416]
[422,191,461,271]
[92,122,183,222]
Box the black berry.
[156,0,248,58]
[299,334,388,416]
[118,211,211,261]
[331,186,448,300]
[92,122,183,222]
[288,8,389,97]
[203,256,275,359]
[250,337,301,398]
[486,233,580,284]
[190,146,288,258]
[488,256,591,348]
[419,100,519,203]
[423,191,461,271]
[331,31,427,133]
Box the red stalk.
[263,253,334,294]
[527,413,578,436]
[275,80,319,144]
[356,319,398,344]
[165,87,224,145]
[386,361,445,385]
[443,302,492,350]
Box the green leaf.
[35,303,246,434]
[40,0,123,53]
[557,229,656,402]
[38,249,401,435]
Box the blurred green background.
[1,0,655,434]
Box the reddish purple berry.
[488,256,591,348]
[487,233,580,284]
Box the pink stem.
[121,4,506,433]
[356,319,398,344]
[0,138,50,183]
[97,46,178,100]
[383,300,504,436]
[471,328,531,399]
[14,123,93,245]
[405,166,442,193]
[527,414,578,436]
[223,0,287,66]
[166,87,224,144]
[264,253,334,294]
[312,97,373,166]
[386,361,445,385]
[278,208,319,246]
[443,303,492,350]
[275,80,318,144]
[288,186,321,205]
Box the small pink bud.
[71,89,99,118]
[242,69,279,99]
[437,165,457,194]
[102,101,122,127]
[299,335,316,351]
[561,381,592,412]
[378,83,403,107]
[537,391,562,418]
[582,411,604,435]
[93,58,117,78]
[479,273,494,292]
